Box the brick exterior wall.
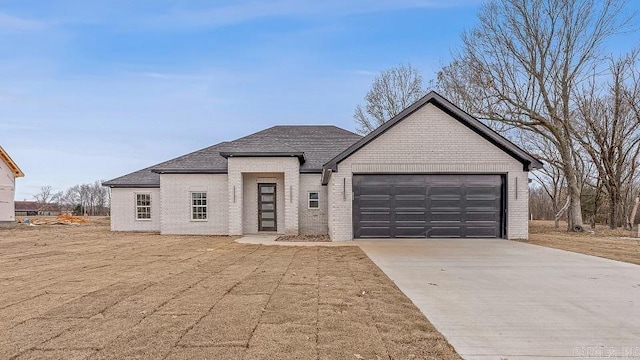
[110,188,161,232]
[242,173,285,234]
[299,174,328,235]
[328,102,529,241]
[159,174,228,235]
[227,157,299,235]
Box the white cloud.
[353,69,377,76]
[139,0,480,29]
[0,13,46,32]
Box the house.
[14,201,39,216]
[0,146,24,225]
[38,203,63,216]
[14,201,63,217]
[103,92,542,240]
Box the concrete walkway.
[357,239,640,360]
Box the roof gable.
[322,91,543,178]
[0,146,24,178]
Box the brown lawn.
[0,219,459,360]
[527,220,640,265]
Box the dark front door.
[353,174,504,238]
[258,183,277,231]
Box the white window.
[308,191,319,209]
[191,192,207,220]
[136,193,151,220]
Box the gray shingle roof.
[103,126,361,187]
[101,165,161,188]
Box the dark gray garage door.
[353,174,504,238]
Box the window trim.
[190,191,208,221]
[308,191,319,210]
[135,193,152,221]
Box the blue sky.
[1,0,638,200]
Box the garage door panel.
[466,226,500,237]
[430,211,462,222]
[466,211,499,222]
[357,184,391,194]
[430,186,462,196]
[353,174,504,239]
[429,198,462,209]
[359,197,391,208]
[359,211,391,222]
[394,226,426,237]
[359,226,392,238]
[395,197,426,208]
[397,209,425,220]
[466,199,499,208]
[428,226,463,238]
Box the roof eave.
[150,169,228,174]
[0,146,24,178]
[103,184,160,188]
[219,152,306,165]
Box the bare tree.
[354,64,426,134]
[436,0,632,231]
[524,134,567,228]
[574,50,640,229]
[33,185,54,208]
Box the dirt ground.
[527,220,640,265]
[0,219,459,360]
[275,234,331,242]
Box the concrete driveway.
[357,239,640,360]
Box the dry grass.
[526,220,640,265]
[0,220,459,360]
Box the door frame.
[258,183,277,232]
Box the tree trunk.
[609,188,618,230]
[560,154,584,231]
[630,197,639,231]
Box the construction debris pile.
[29,215,89,225]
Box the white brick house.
[0,146,24,226]
[104,92,542,240]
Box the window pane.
[191,192,207,220]
[136,194,151,219]
[262,220,274,227]
[136,194,150,206]
[309,192,319,200]
[261,186,274,194]
[261,195,274,202]
[309,200,319,208]
[261,203,274,211]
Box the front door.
[258,183,277,231]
